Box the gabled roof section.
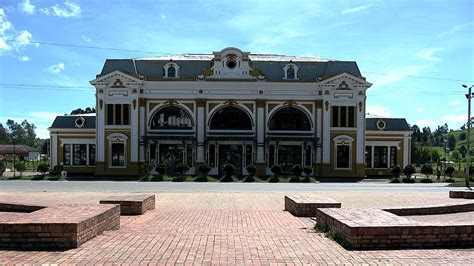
[96,48,367,82]
[50,115,96,129]
[0,145,41,153]
[366,118,411,131]
[90,70,143,85]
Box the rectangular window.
[115,104,122,125]
[111,143,125,166]
[365,146,372,168]
[332,106,338,127]
[107,104,114,125]
[348,107,355,127]
[245,145,252,167]
[332,106,355,128]
[106,104,130,125]
[390,147,397,167]
[63,144,71,165]
[186,144,193,167]
[336,145,350,169]
[123,104,129,125]
[209,144,215,167]
[89,144,96,166]
[374,146,388,168]
[73,144,87,166]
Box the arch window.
[283,63,299,80]
[163,62,180,78]
[269,107,311,131]
[209,106,252,130]
[150,105,193,129]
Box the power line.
[4,38,472,83]
[0,83,92,89]
[3,38,171,55]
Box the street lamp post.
[463,84,473,189]
[12,136,16,178]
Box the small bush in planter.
[37,162,49,177]
[269,164,282,183]
[14,161,26,177]
[176,163,190,176]
[196,163,211,182]
[403,164,416,180]
[391,165,401,178]
[243,164,257,182]
[172,175,186,182]
[220,164,235,182]
[151,175,164,182]
[289,176,300,183]
[291,165,303,177]
[402,177,415,183]
[155,163,167,176]
[445,166,455,178]
[420,178,433,183]
[420,164,433,179]
[390,178,401,183]
[300,176,311,183]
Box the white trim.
[107,133,128,168]
[147,102,195,131]
[163,62,180,78]
[366,130,413,135]
[48,128,96,133]
[366,141,401,149]
[283,63,299,80]
[60,139,96,145]
[333,135,354,170]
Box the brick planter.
[100,194,155,215]
[316,208,474,250]
[449,190,474,199]
[284,195,341,217]
[382,201,474,216]
[0,204,120,250]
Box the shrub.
[31,175,44,180]
[445,178,456,183]
[268,176,280,183]
[390,178,401,183]
[445,166,455,178]
[176,163,190,176]
[303,166,312,176]
[0,160,6,176]
[195,175,208,182]
[242,176,255,182]
[291,165,303,177]
[223,163,235,178]
[420,178,433,183]
[151,175,163,182]
[172,176,186,182]
[270,164,282,177]
[51,165,64,176]
[198,163,211,177]
[391,165,401,178]
[141,162,152,176]
[300,176,311,183]
[48,175,63,181]
[14,161,26,176]
[246,164,257,176]
[420,164,433,179]
[402,177,415,183]
[403,165,416,180]
[288,176,300,183]
[155,163,167,176]
[37,162,49,177]
[140,175,151,181]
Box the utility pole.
[463,84,473,189]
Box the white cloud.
[47,63,65,74]
[366,105,391,118]
[161,13,166,20]
[449,100,462,106]
[417,47,443,62]
[40,1,81,18]
[0,8,37,56]
[80,34,91,43]
[417,107,425,113]
[341,4,374,15]
[413,119,437,128]
[19,55,30,61]
[439,22,473,37]
[15,30,33,46]
[369,65,427,90]
[443,114,466,124]
[19,0,35,15]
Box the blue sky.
[0,0,473,138]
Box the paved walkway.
[1,191,473,264]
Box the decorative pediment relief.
[205,47,262,80]
[90,70,144,88]
[318,73,372,90]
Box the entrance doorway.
[277,145,302,173]
[159,144,184,175]
[218,145,243,176]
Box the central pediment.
[206,47,259,80]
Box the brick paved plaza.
[1,191,473,264]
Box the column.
[386,146,391,168]
[256,105,265,163]
[356,101,365,164]
[130,97,139,162]
[139,100,146,162]
[51,133,58,167]
[196,100,205,162]
[316,107,322,163]
[322,100,331,164]
[97,97,105,162]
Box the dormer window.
[283,63,299,80]
[163,62,180,78]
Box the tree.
[411,125,421,142]
[420,164,433,179]
[461,124,466,130]
[70,107,96,115]
[421,127,432,144]
[460,131,466,141]
[460,145,467,158]
[403,165,416,180]
[447,135,456,151]
[37,163,49,177]
[14,161,26,177]
[445,166,455,178]
[452,150,461,170]
[391,165,401,178]
[176,163,189,176]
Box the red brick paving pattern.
[1,208,474,264]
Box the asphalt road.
[0,180,458,192]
